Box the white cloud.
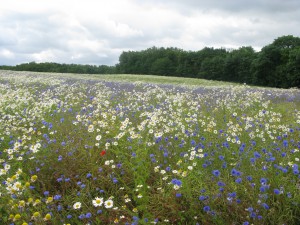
[0,0,299,65]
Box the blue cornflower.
[235,178,242,184]
[222,162,227,168]
[57,205,63,211]
[246,176,253,181]
[260,178,267,184]
[212,170,221,177]
[200,189,206,193]
[246,207,253,212]
[203,206,210,212]
[54,195,61,200]
[176,193,182,198]
[231,168,239,176]
[78,214,85,220]
[261,203,269,210]
[260,186,267,192]
[85,212,92,218]
[191,140,196,146]
[257,215,263,220]
[199,195,207,201]
[254,151,261,158]
[171,179,182,186]
[274,189,280,195]
[217,181,225,186]
[86,173,92,178]
[250,212,256,218]
[133,216,139,221]
[228,192,236,198]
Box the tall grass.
[0,71,299,224]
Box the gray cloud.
[0,0,300,66]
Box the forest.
[1,35,299,88]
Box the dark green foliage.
[0,35,299,88]
[0,61,116,74]
[117,35,299,88]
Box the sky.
[0,0,300,66]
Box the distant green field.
[1,70,239,87]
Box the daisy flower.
[104,199,114,208]
[92,197,103,207]
[73,202,82,210]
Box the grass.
[0,70,300,225]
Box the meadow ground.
[0,70,300,225]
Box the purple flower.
[261,203,269,210]
[203,205,210,212]
[176,193,182,198]
[235,178,242,184]
[171,179,182,186]
[78,214,85,219]
[260,178,267,184]
[217,181,225,186]
[274,189,280,195]
[54,195,61,200]
[212,170,221,177]
[254,151,261,158]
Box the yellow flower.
[33,212,40,217]
[14,214,21,221]
[133,208,138,213]
[44,213,51,221]
[19,200,26,207]
[46,197,53,204]
[33,199,41,206]
[31,175,38,182]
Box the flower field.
[0,71,300,225]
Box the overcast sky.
[1,0,300,66]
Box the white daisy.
[73,202,81,209]
[92,197,103,207]
[104,199,113,208]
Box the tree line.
[0,62,116,75]
[1,35,299,88]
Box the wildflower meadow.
[0,71,300,225]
